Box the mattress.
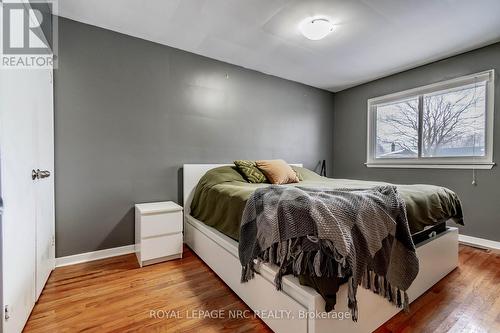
[190,165,463,241]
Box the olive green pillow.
[293,167,304,181]
[234,160,267,183]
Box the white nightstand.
[135,201,183,267]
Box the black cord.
[320,159,326,176]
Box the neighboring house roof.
[379,146,484,157]
[379,148,417,157]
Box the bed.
[183,164,460,333]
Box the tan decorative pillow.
[255,159,299,185]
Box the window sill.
[365,163,495,170]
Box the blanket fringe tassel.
[241,239,411,320]
[360,268,411,314]
[241,261,255,283]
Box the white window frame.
[366,70,495,169]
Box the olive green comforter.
[190,166,464,241]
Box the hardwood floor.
[376,245,500,333]
[25,245,499,333]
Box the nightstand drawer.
[141,233,182,261]
[142,211,182,238]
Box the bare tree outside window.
[375,83,486,159]
[422,84,485,157]
[376,98,418,158]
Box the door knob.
[39,170,51,179]
[32,169,51,180]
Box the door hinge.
[51,235,55,247]
[4,305,9,320]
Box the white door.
[0,61,55,333]
[33,68,55,299]
[1,69,38,333]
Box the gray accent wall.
[333,42,500,242]
[54,18,335,257]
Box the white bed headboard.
[183,163,303,215]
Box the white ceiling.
[58,0,500,92]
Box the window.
[367,70,495,169]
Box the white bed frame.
[183,164,459,333]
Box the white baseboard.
[459,234,500,253]
[55,244,135,267]
[54,234,498,268]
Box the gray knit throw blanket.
[239,185,419,321]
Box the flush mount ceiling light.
[299,17,335,41]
